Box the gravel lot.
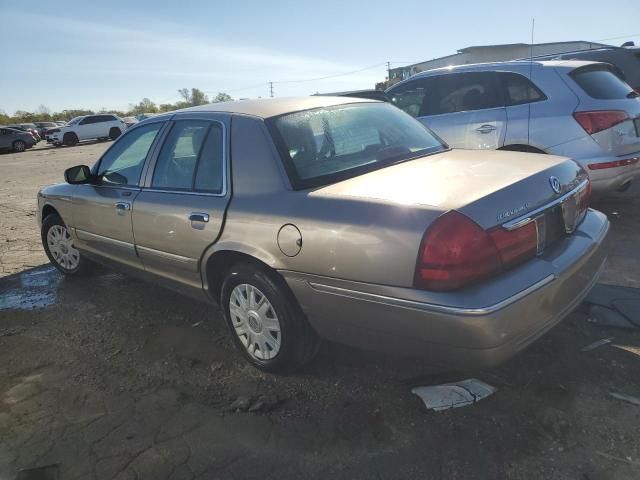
[1,141,640,480]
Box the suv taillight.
[573,110,629,135]
[415,211,537,291]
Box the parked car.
[36,97,608,372]
[34,122,60,138]
[122,116,139,128]
[315,89,390,101]
[386,60,640,196]
[0,127,37,152]
[55,121,67,126]
[48,114,125,146]
[8,124,41,142]
[531,45,640,94]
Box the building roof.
[175,96,373,119]
[392,41,612,72]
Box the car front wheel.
[41,214,93,276]
[220,263,319,372]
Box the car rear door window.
[499,72,547,105]
[193,124,224,193]
[388,77,438,117]
[571,65,633,99]
[432,72,503,114]
[151,120,211,191]
[97,122,163,186]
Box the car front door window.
[97,122,163,186]
[151,120,210,191]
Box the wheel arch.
[498,144,546,154]
[202,245,284,304]
[41,203,60,221]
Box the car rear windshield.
[268,103,446,189]
[571,65,633,99]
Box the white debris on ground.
[411,378,496,412]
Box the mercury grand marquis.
[37,97,609,372]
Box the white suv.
[49,114,126,147]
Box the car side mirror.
[64,165,92,184]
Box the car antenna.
[527,18,535,149]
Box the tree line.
[0,88,232,124]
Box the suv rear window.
[571,65,633,99]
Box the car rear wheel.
[41,214,93,276]
[63,132,78,147]
[12,140,26,152]
[109,127,121,140]
[220,263,319,372]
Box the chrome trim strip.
[136,245,194,264]
[502,179,589,231]
[141,188,226,198]
[308,274,556,317]
[75,229,134,249]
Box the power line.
[273,62,386,84]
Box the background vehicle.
[315,89,390,101]
[531,45,640,93]
[37,97,607,372]
[48,114,125,146]
[122,116,139,128]
[7,123,41,142]
[387,60,640,195]
[0,127,36,152]
[34,121,59,138]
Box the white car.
[49,114,126,147]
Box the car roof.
[406,59,602,78]
[173,96,375,119]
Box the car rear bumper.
[585,153,640,195]
[281,209,609,369]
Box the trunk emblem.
[549,176,562,194]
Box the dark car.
[34,122,60,138]
[315,89,390,102]
[0,127,37,152]
[7,124,41,142]
[532,45,640,93]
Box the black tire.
[220,263,319,373]
[109,127,121,140]
[63,132,78,147]
[41,214,94,276]
[12,140,26,152]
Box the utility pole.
[386,61,391,80]
[269,81,274,98]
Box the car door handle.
[115,202,130,215]
[476,124,497,134]
[189,213,209,223]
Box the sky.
[1,0,639,115]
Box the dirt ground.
[1,141,640,480]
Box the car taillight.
[488,222,537,268]
[588,157,639,170]
[573,110,629,135]
[414,211,537,291]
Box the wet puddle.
[0,266,61,311]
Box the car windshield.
[268,102,446,189]
[68,117,82,124]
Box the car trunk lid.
[312,149,587,230]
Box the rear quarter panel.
[207,114,439,288]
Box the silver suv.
[387,60,640,195]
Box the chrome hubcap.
[47,225,80,270]
[229,284,281,360]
